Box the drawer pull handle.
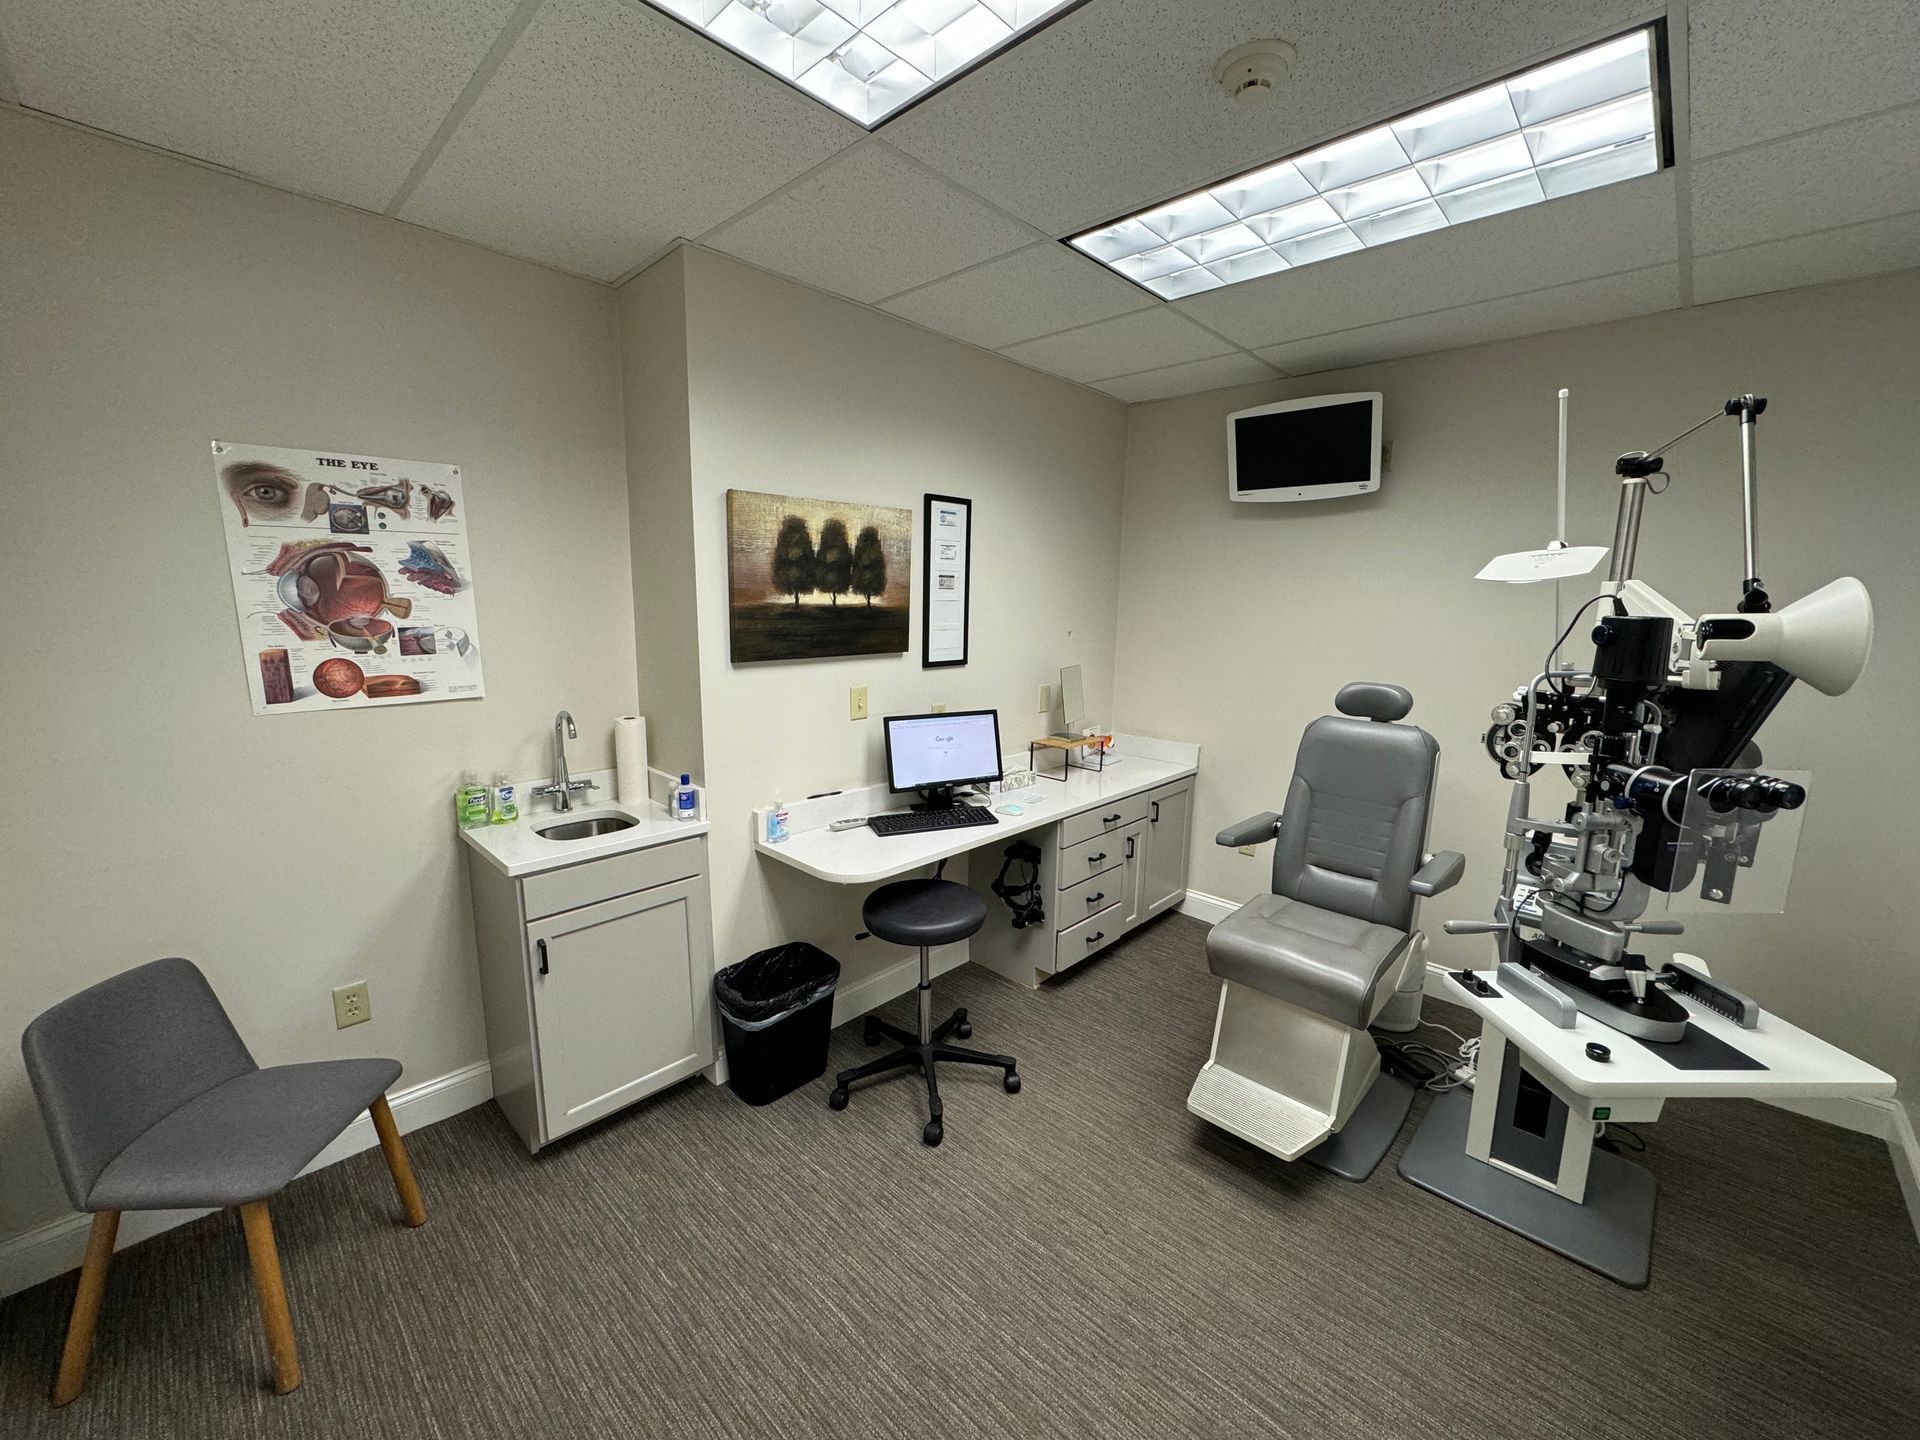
[1125,836,1136,860]
[1086,931,1105,944]
[536,938,549,976]
[1103,812,1122,823]
[1087,892,1105,904]
[1088,852,1106,864]
[1151,801,1160,823]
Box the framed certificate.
[921,493,971,667]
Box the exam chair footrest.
[1187,1064,1333,1161]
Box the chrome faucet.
[530,710,598,813]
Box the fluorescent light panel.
[647,0,1077,126]
[1070,27,1664,299]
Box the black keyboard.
[868,806,999,837]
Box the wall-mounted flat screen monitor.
[1227,392,1383,503]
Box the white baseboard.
[0,1059,493,1301]
[1177,889,1237,925]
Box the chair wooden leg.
[368,1095,427,1228]
[51,1209,119,1407]
[239,1202,301,1395]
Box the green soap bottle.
[489,770,519,825]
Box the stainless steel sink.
[536,814,638,841]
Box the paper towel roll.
[614,715,649,806]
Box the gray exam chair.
[1188,683,1463,1179]
[21,957,428,1405]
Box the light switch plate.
[849,685,869,721]
[1037,684,1051,713]
[332,980,371,1029]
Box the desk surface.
[756,755,1197,885]
[1448,971,1895,1101]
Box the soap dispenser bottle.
[674,774,698,822]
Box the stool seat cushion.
[1206,894,1410,1029]
[85,1057,402,1210]
[863,878,988,949]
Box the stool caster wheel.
[1003,1071,1021,1095]
[828,1088,849,1111]
[922,1120,943,1147]
[956,1022,972,1039]
[863,1017,884,1045]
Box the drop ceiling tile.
[702,141,1037,303]
[1174,169,1676,350]
[884,0,1650,235]
[1691,108,1920,256]
[400,0,858,282]
[1094,352,1282,404]
[998,306,1233,383]
[1255,264,1680,374]
[1689,0,1920,160]
[879,241,1153,349]
[1694,212,1920,305]
[0,0,522,211]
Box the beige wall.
[618,248,705,782]
[1112,268,1920,1092]
[0,110,636,1236]
[672,247,1129,986]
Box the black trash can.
[713,943,841,1105]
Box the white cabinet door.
[1142,779,1194,919]
[1118,821,1148,930]
[527,875,712,1142]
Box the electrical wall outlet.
[1238,845,1256,857]
[849,685,868,720]
[930,702,947,713]
[1037,684,1051,713]
[332,980,371,1029]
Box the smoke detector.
[1214,40,1296,103]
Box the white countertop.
[460,795,709,878]
[755,752,1198,885]
[1446,970,1896,1101]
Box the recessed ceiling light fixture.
[644,0,1085,128]
[1070,24,1670,300]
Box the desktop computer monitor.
[884,710,1003,807]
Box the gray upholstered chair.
[21,956,427,1405]
[1188,683,1464,1180]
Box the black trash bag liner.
[713,943,840,1031]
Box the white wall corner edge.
[0,1058,495,1300]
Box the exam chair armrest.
[1215,812,1282,848]
[1409,850,1466,897]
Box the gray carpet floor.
[3,913,1917,1439]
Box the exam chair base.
[1300,1073,1415,1181]
[829,1009,1020,1147]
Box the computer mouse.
[997,804,1023,816]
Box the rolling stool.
[828,876,1020,1146]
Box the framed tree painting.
[921,494,972,668]
[725,489,912,663]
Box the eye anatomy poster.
[213,440,486,715]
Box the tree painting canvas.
[726,490,913,662]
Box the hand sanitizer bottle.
[766,796,790,844]
[457,771,490,829]
[675,774,698,822]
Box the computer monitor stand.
[910,785,963,812]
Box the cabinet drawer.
[1057,796,1149,852]
[1057,830,1125,891]
[1060,866,1121,923]
[1055,899,1122,972]
[521,837,705,920]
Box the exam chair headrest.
[1335,682,1413,723]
